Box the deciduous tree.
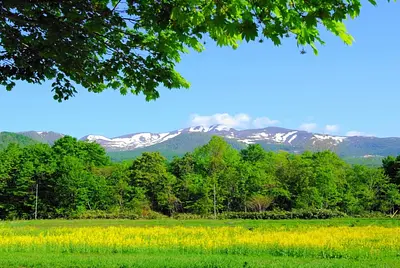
[0,0,388,101]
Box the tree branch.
[112,0,123,13]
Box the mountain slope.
[0,132,38,150]
[108,132,247,161]
[99,125,400,162]
[8,124,400,162]
[19,131,64,145]
[83,125,351,152]
[335,137,400,157]
[342,156,384,168]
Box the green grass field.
[1,218,399,267]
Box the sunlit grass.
[1,219,399,267]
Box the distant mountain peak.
[81,125,351,152]
[19,131,64,145]
[81,131,182,151]
[185,124,234,133]
[8,125,400,159]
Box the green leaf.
[5,82,15,91]
[270,35,281,46]
[187,37,205,52]
[310,43,318,55]
[242,20,258,42]
[273,7,282,19]
[57,73,65,80]
[324,21,355,45]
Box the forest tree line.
[1,135,400,220]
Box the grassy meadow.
[0,218,400,267]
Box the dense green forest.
[1,135,400,220]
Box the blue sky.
[0,2,399,138]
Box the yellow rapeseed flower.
[0,225,399,256]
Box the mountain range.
[1,125,399,164]
[79,125,400,162]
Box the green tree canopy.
[130,152,177,214]
[382,155,400,185]
[1,135,400,219]
[52,136,110,167]
[0,0,388,101]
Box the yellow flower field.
[1,219,400,267]
[1,225,399,254]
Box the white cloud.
[325,124,340,133]
[299,123,317,132]
[346,131,374,137]
[190,113,251,129]
[252,117,280,128]
[189,113,279,129]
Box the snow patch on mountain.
[288,134,297,144]
[312,134,346,145]
[189,126,211,132]
[240,131,298,144]
[86,135,112,142]
[35,131,55,136]
[274,131,298,143]
[212,125,231,131]
[84,132,182,150]
[225,133,236,139]
[188,124,232,133]
[249,132,269,139]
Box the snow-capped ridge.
[210,124,232,131]
[187,124,233,133]
[86,135,111,142]
[238,130,298,144]
[83,131,182,150]
[81,125,361,152]
[313,134,346,144]
[188,126,211,132]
